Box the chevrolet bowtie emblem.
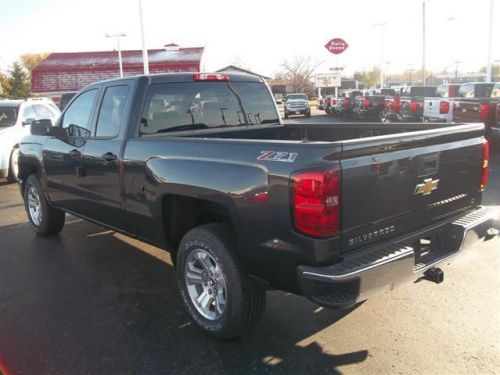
[414,178,439,196]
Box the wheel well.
[161,194,233,262]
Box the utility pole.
[138,0,149,74]
[372,22,388,88]
[422,0,426,85]
[105,33,126,78]
[486,0,494,81]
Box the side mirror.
[23,118,35,126]
[30,119,52,135]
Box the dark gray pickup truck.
[18,72,498,339]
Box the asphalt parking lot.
[0,113,499,375]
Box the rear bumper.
[285,109,310,116]
[297,207,499,309]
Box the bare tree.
[280,56,322,94]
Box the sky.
[1,0,499,78]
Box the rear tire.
[24,175,65,236]
[176,223,266,339]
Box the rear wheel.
[7,148,20,183]
[24,175,65,236]
[176,223,266,339]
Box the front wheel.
[24,175,65,236]
[176,223,266,339]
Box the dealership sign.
[314,73,341,88]
[324,38,349,55]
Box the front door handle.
[69,149,81,158]
[102,152,117,162]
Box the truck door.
[78,84,131,230]
[43,89,99,213]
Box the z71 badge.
[257,151,298,163]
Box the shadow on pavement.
[0,219,368,375]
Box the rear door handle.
[102,152,117,162]
[69,149,81,158]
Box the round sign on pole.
[324,38,349,55]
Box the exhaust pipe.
[423,267,444,284]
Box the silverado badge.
[414,178,439,196]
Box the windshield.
[0,107,18,128]
[140,81,279,135]
[286,94,308,101]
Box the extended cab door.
[78,83,131,229]
[43,88,99,213]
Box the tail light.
[481,140,489,190]
[326,98,331,106]
[343,98,350,107]
[479,103,490,121]
[193,73,228,81]
[382,99,387,109]
[332,98,337,105]
[439,101,450,114]
[292,169,341,237]
[409,100,419,112]
[364,98,370,108]
[319,99,324,105]
[393,98,400,112]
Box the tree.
[353,67,381,88]
[6,62,30,99]
[0,72,10,98]
[280,56,321,94]
[479,64,500,80]
[21,53,49,78]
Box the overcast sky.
[1,0,499,77]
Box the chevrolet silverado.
[17,72,498,339]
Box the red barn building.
[31,46,204,96]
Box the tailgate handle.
[417,154,440,177]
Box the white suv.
[0,98,60,182]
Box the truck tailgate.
[339,125,485,253]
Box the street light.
[105,33,126,78]
[372,22,388,88]
[486,0,495,81]
[138,0,149,75]
[422,0,426,85]
[454,61,462,83]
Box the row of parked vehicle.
[318,82,500,142]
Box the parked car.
[398,86,437,122]
[453,82,500,142]
[284,93,310,119]
[324,95,338,114]
[423,84,460,123]
[338,90,363,118]
[18,72,498,339]
[491,103,500,143]
[58,92,77,111]
[274,93,285,105]
[0,99,60,182]
[352,94,387,121]
[317,97,325,110]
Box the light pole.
[422,0,426,85]
[138,0,149,75]
[486,0,495,81]
[372,22,388,88]
[105,33,126,78]
[454,61,462,83]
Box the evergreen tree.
[7,62,30,99]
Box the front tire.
[176,223,266,339]
[24,175,65,236]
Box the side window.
[62,89,98,137]
[22,106,37,123]
[96,85,129,137]
[33,104,55,119]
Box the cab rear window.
[140,82,279,135]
